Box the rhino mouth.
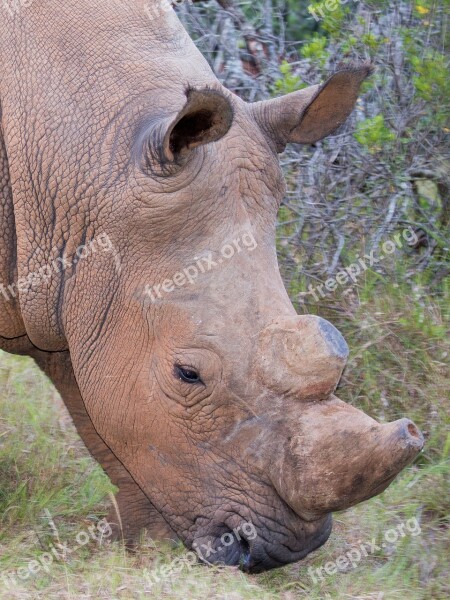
[191,513,332,573]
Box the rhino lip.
[193,524,254,570]
[195,512,332,573]
[241,514,333,573]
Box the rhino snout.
[270,401,424,521]
[257,315,348,399]
[383,417,424,454]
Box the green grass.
[0,279,448,599]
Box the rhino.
[0,0,423,572]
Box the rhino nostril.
[318,318,349,360]
[407,422,420,439]
[394,418,424,451]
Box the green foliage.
[360,31,382,50]
[354,114,396,153]
[283,0,321,41]
[413,2,432,17]
[300,33,329,67]
[0,356,114,532]
[308,1,349,36]
[410,49,450,102]
[271,60,307,95]
[397,8,449,129]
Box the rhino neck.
[0,0,217,351]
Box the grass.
[0,277,448,599]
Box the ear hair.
[139,88,234,177]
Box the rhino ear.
[165,88,234,157]
[142,88,234,175]
[252,63,373,152]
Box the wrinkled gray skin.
[0,0,423,572]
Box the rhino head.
[68,70,422,571]
[0,1,423,573]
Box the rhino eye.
[174,365,203,385]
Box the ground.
[0,279,448,599]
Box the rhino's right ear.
[141,88,233,176]
[252,62,373,152]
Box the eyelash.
[174,365,204,385]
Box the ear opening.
[169,109,219,154]
[164,88,234,160]
[139,88,234,177]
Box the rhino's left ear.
[252,62,373,152]
[165,88,233,158]
[141,88,234,176]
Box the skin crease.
[0,0,424,572]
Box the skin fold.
[0,0,423,572]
